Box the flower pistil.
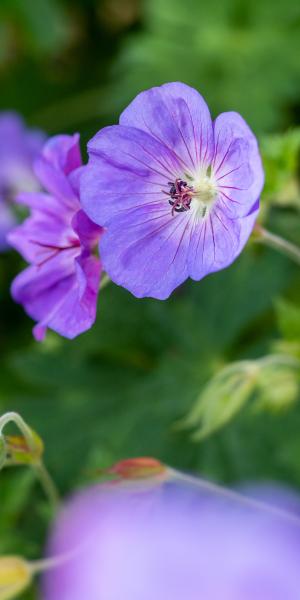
[165,169,218,218]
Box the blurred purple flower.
[81,82,264,299]
[8,134,103,341]
[0,201,16,252]
[43,470,300,600]
[0,112,45,250]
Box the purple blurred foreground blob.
[0,111,45,250]
[8,134,103,341]
[81,82,264,299]
[43,474,300,600]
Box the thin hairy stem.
[34,462,60,510]
[0,412,34,452]
[254,224,300,266]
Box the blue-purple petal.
[81,83,263,299]
[120,82,214,171]
[100,204,190,299]
[213,112,264,218]
[12,250,101,340]
[187,204,259,281]
[81,125,182,226]
[10,133,102,339]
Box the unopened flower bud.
[0,556,32,600]
[108,457,167,480]
[4,429,44,466]
[256,360,299,411]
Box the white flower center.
[165,171,218,217]
[190,172,218,219]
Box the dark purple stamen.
[163,179,194,216]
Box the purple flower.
[81,82,264,299]
[8,134,103,341]
[0,112,45,250]
[0,200,16,252]
[43,471,300,600]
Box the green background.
[0,1,300,596]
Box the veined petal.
[11,248,101,339]
[11,248,79,310]
[188,203,259,281]
[15,192,65,218]
[9,130,102,340]
[33,134,82,211]
[120,82,214,172]
[8,196,77,264]
[80,84,263,300]
[212,112,264,218]
[100,204,190,299]
[41,134,82,176]
[34,157,80,211]
[81,125,182,227]
[72,209,103,250]
[32,254,101,340]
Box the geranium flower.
[0,112,45,250]
[43,467,300,600]
[81,82,264,299]
[8,134,103,341]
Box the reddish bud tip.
[108,457,167,480]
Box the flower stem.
[0,412,34,451]
[0,412,59,510]
[34,462,60,511]
[253,224,300,266]
[100,272,111,291]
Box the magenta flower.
[8,134,103,341]
[0,111,45,250]
[43,470,300,600]
[81,82,264,299]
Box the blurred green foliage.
[261,129,300,213]
[184,354,299,440]
[0,1,300,598]
[111,0,300,132]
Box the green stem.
[0,412,59,510]
[0,412,34,453]
[100,272,111,291]
[34,462,60,511]
[254,225,300,266]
